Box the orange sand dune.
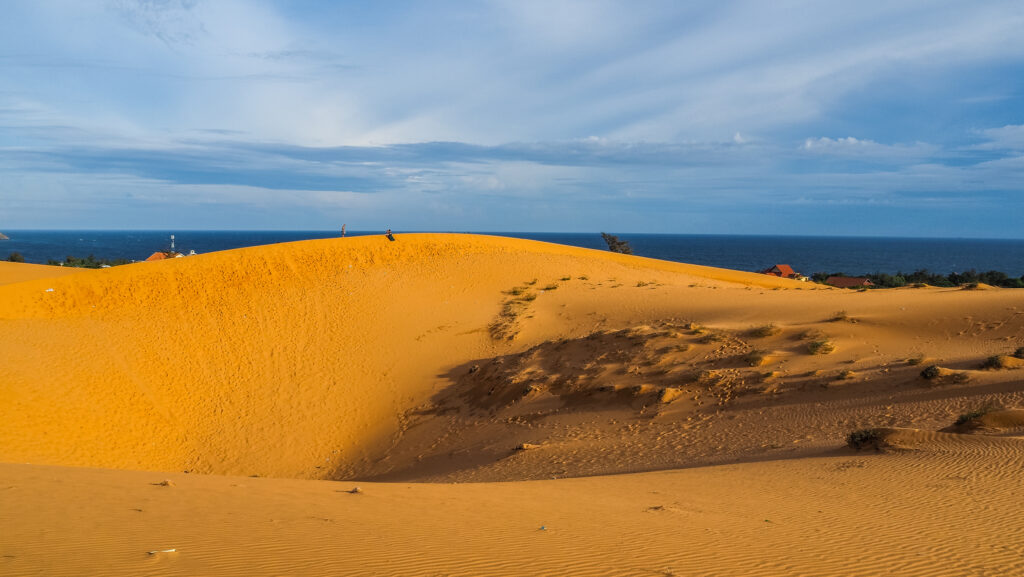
[0,260,80,286]
[3,233,1024,576]
[2,233,1023,481]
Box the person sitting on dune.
[386,229,395,242]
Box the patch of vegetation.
[6,252,25,263]
[812,269,1024,289]
[961,282,981,290]
[698,332,727,344]
[828,310,856,323]
[846,429,885,451]
[519,292,537,302]
[836,369,855,380]
[686,322,707,334]
[919,365,941,380]
[577,275,589,281]
[743,350,768,367]
[636,281,650,287]
[981,355,1008,370]
[541,283,559,291]
[46,254,131,268]
[748,324,780,338]
[505,286,527,296]
[954,406,995,426]
[1013,347,1024,360]
[560,276,571,281]
[524,278,538,286]
[600,232,633,255]
[807,340,836,355]
[906,354,925,366]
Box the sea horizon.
[3,229,1024,277]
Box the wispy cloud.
[1,1,1024,236]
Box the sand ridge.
[2,233,1023,482]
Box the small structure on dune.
[145,234,194,262]
[760,264,807,281]
[826,276,874,288]
[145,251,185,262]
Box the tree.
[600,233,633,255]
[6,252,25,263]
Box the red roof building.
[761,264,800,279]
[145,251,183,262]
[826,276,874,288]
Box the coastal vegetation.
[811,269,1024,288]
[46,255,132,268]
[600,232,633,255]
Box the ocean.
[2,230,1023,277]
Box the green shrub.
[847,429,884,451]
[920,365,941,379]
[1013,347,1024,360]
[807,340,835,355]
[954,407,993,426]
[749,324,780,338]
[981,355,1007,370]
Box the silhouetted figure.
[386,228,395,242]
[341,224,346,237]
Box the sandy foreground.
[1,233,1022,576]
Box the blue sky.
[1,0,1023,236]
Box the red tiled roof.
[145,251,183,262]
[762,264,798,278]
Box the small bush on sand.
[542,283,559,291]
[743,350,768,367]
[749,324,780,338]
[807,340,836,355]
[699,332,727,344]
[1013,347,1024,359]
[506,286,526,296]
[837,369,855,380]
[906,354,925,366]
[846,429,885,451]
[519,292,537,302]
[525,278,538,286]
[981,355,1008,370]
[920,365,941,379]
[954,407,995,426]
[577,275,589,281]
[829,310,849,322]
[560,276,571,281]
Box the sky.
[1,1,1023,236]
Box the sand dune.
[2,233,1023,576]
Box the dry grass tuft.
[749,324,781,338]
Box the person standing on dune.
[386,228,395,242]
[341,224,346,237]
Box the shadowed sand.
[1,233,1023,576]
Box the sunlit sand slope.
[0,260,80,286]
[0,234,800,478]
[2,233,1023,483]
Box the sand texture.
[2,234,1023,576]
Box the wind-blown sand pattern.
[1,234,1023,576]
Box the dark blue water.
[2,230,1023,276]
